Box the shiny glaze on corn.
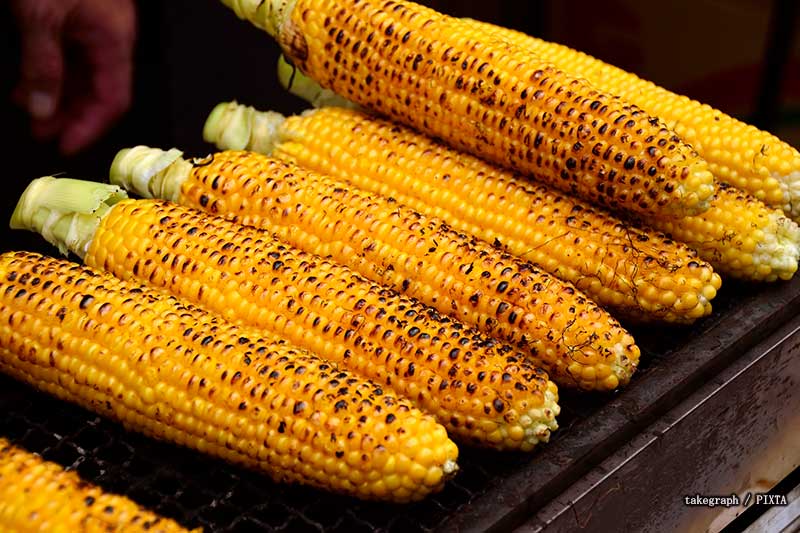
[0,438,199,532]
[88,200,560,449]
[465,18,800,219]
[205,102,722,320]
[215,101,797,283]
[220,0,716,218]
[650,183,800,281]
[110,148,641,391]
[11,177,561,451]
[0,251,459,501]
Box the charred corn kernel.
[463,18,800,219]
[219,102,795,283]
[205,102,722,321]
[649,183,800,281]
[0,438,198,533]
[264,77,800,281]
[0,251,459,501]
[219,0,715,218]
[109,148,640,391]
[12,179,560,450]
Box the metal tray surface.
[0,274,798,532]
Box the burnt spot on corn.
[78,197,566,444]
[282,2,713,217]
[215,152,637,385]
[0,252,465,500]
[78,295,94,309]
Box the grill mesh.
[0,380,531,532]
[0,278,782,532]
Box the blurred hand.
[10,0,136,155]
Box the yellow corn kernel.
[0,251,458,502]
[651,184,800,281]
[13,179,561,451]
[464,18,800,219]
[220,0,716,218]
[205,102,723,321]
[110,148,641,392]
[0,438,198,533]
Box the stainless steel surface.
[522,311,800,533]
[744,482,800,533]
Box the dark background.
[1,0,798,255]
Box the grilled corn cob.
[223,96,798,283]
[109,147,640,391]
[12,178,560,450]
[0,437,199,533]
[205,101,723,317]
[0,251,459,501]
[465,18,800,219]
[219,0,716,218]
[649,183,800,281]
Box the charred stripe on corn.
[220,0,716,218]
[206,102,723,318]
[110,147,640,391]
[465,18,800,219]
[0,251,459,501]
[0,438,199,533]
[13,178,560,451]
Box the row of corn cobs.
[2,0,800,529]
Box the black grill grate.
[0,277,797,532]
[0,381,532,532]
